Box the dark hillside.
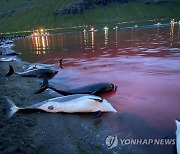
[0,0,179,33]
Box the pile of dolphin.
[2,53,117,118]
[0,35,25,49]
[3,63,180,152]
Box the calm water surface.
[14,24,180,149]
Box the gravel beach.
[0,52,123,154]
[0,47,177,154]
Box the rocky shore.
[0,38,177,153]
[0,48,124,153]
[0,57,55,153]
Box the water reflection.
[104,29,108,47]
[14,24,180,59]
[170,22,174,46]
[83,30,87,46]
[156,25,159,36]
[59,34,64,49]
[91,31,95,51]
[31,36,50,54]
[115,29,118,47]
[178,24,180,39]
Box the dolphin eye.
[48,105,54,110]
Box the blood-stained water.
[14,24,180,135]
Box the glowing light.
[104,27,109,30]
[113,26,118,30]
[88,27,98,32]
[154,22,161,26]
[170,19,175,24]
[91,31,94,50]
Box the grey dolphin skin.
[35,77,117,96]
[5,65,58,79]
[27,59,63,70]
[3,95,117,118]
[0,51,21,56]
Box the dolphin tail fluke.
[34,76,49,94]
[5,65,14,77]
[3,96,19,118]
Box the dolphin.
[0,57,16,62]
[0,51,21,56]
[27,59,63,71]
[176,120,180,154]
[5,65,58,79]
[3,95,117,118]
[35,77,117,96]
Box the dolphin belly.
[37,97,117,113]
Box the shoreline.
[0,42,177,153]
[0,48,122,153]
[1,20,179,37]
[1,0,180,34]
[0,54,57,153]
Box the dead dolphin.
[27,59,63,71]
[0,57,16,62]
[3,95,117,118]
[35,77,117,95]
[5,65,58,79]
[176,120,180,154]
[0,51,21,56]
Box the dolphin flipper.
[5,65,14,77]
[42,75,49,87]
[92,110,102,118]
[34,75,49,94]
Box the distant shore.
[0,0,180,34]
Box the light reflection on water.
[13,25,180,132]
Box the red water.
[14,25,180,131]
